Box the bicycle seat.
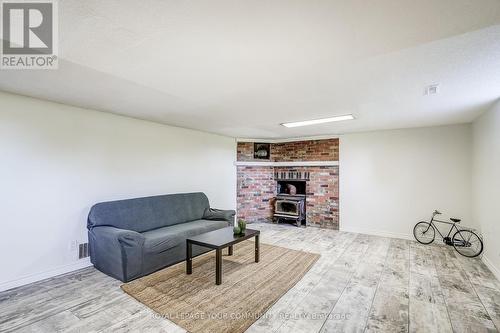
[450,218,461,223]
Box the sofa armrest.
[203,208,236,223]
[88,226,145,282]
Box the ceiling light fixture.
[281,114,354,128]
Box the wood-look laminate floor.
[1,222,499,333]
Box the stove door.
[275,200,300,216]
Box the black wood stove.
[273,178,307,227]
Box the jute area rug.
[121,240,319,333]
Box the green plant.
[238,219,247,233]
[233,226,241,235]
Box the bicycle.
[413,210,483,257]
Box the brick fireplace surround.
[236,139,339,229]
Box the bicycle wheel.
[413,222,435,244]
[452,230,483,257]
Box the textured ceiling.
[1,0,500,139]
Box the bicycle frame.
[428,216,460,239]
[426,214,471,246]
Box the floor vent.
[79,243,89,259]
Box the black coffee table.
[186,227,260,285]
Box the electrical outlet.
[66,240,79,261]
[69,240,78,252]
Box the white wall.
[0,91,236,291]
[472,102,500,279]
[339,124,473,239]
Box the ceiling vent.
[424,84,439,95]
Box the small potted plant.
[233,225,241,235]
[234,219,247,235]
[238,219,247,235]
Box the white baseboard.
[0,258,93,292]
[482,254,500,282]
[340,226,413,241]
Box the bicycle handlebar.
[433,210,442,216]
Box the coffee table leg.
[228,245,233,256]
[216,248,222,285]
[186,240,192,274]
[255,235,260,263]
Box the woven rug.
[121,240,319,333]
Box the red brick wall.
[236,166,275,223]
[236,139,339,162]
[236,142,254,161]
[272,139,339,161]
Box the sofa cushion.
[87,192,210,232]
[142,219,228,253]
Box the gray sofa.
[87,192,235,282]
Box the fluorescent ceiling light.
[281,114,354,128]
